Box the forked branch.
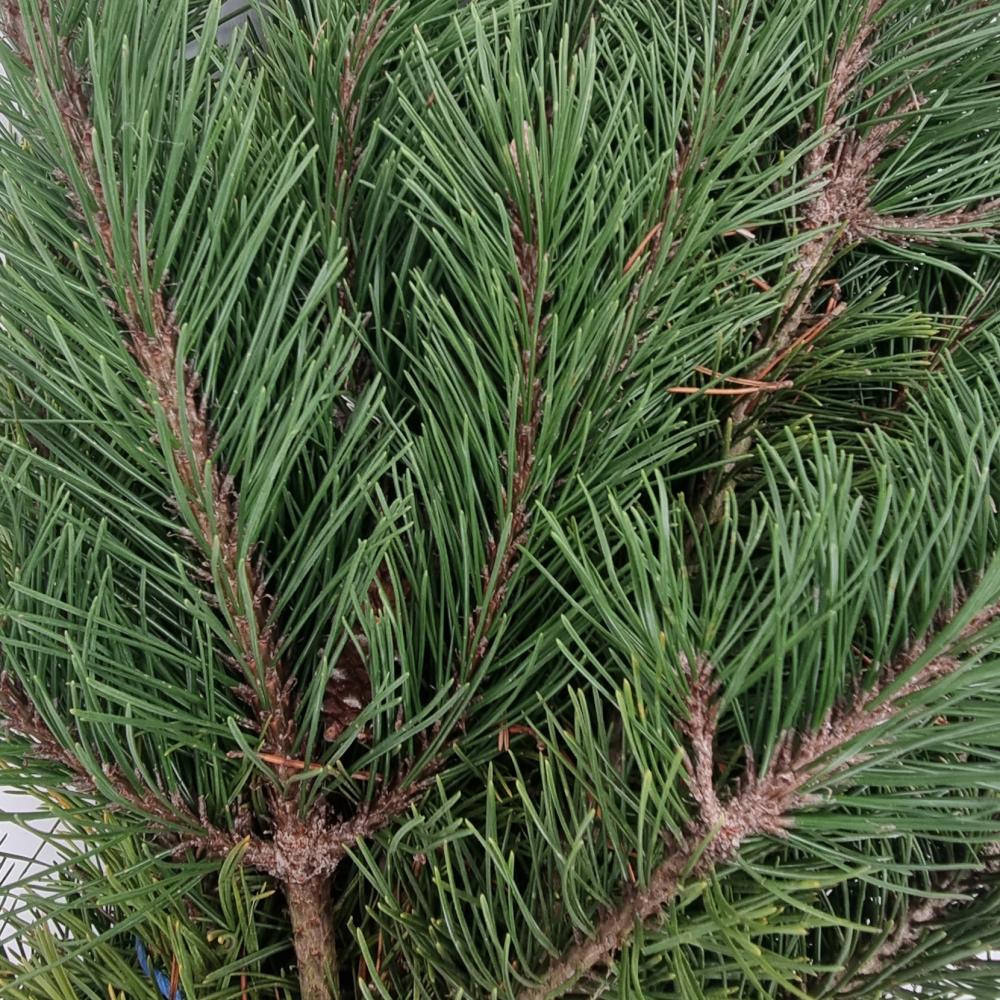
[521,594,1000,1000]
[708,0,997,513]
[0,8,430,999]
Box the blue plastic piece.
[135,937,151,976]
[134,937,185,1000]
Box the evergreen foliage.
[0,1,1000,998]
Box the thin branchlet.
[827,858,998,997]
[767,0,995,364]
[329,0,396,313]
[0,670,243,858]
[772,0,894,353]
[334,0,396,193]
[677,654,724,830]
[465,192,549,676]
[2,0,290,749]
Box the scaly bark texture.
[286,876,338,1000]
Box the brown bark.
[286,875,339,1000]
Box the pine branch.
[0,9,435,997]
[870,200,1000,241]
[832,865,990,995]
[2,630,438,991]
[769,0,996,354]
[0,670,243,859]
[728,0,888,423]
[698,0,997,518]
[521,594,1000,1000]
[3,4,999,996]
[465,195,549,677]
[327,0,396,314]
[763,0,892,359]
[0,0,292,754]
[334,0,396,196]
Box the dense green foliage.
[1,1,1000,998]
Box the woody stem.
[286,874,339,1000]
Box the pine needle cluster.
[1,1,1000,998]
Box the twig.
[669,365,793,395]
[225,750,383,782]
[830,869,971,995]
[667,384,792,396]
[464,194,549,677]
[334,0,397,193]
[2,0,292,750]
[695,0,944,523]
[693,365,787,388]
